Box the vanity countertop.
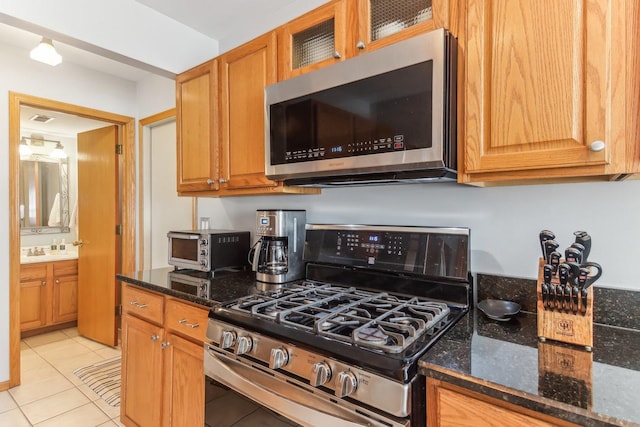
[20,248,78,264]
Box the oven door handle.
[205,349,406,427]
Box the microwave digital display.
[260,218,269,225]
[269,61,434,165]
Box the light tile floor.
[0,328,123,427]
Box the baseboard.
[0,380,10,392]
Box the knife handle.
[574,231,591,263]
[580,288,589,315]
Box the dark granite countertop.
[419,309,640,426]
[116,267,261,307]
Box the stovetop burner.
[230,282,450,353]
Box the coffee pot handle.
[251,238,263,272]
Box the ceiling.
[132,0,301,41]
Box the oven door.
[204,345,409,427]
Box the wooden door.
[162,332,204,427]
[462,0,613,178]
[219,32,279,190]
[176,60,219,192]
[77,125,119,346]
[121,314,164,427]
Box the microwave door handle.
[167,232,200,239]
[205,349,401,427]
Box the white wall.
[0,40,173,383]
[198,179,640,291]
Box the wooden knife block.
[538,341,593,410]
[536,258,594,350]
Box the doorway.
[8,92,136,388]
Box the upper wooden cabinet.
[176,34,319,197]
[176,60,219,192]
[278,0,454,80]
[350,0,455,55]
[219,32,279,191]
[459,0,633,184]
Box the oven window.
[171,238,198,261]
[205,378,300,426]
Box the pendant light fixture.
[30,37,62,66]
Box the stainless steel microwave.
[265,28,457,187]
[167,230,250,272]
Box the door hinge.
[116,224,123,235]
[116,144,123,155]
[116,305,122,316]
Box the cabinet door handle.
[178,319,200,329]
[151,335,160,342]
[219,178,228,184]
[206,178,216,185]
[333,51,342,59]
[55,279,60,284]
[589,140,606,152]
[41,281,46,286]
[161,342,171,349]
[130,301,148,309]
[356,41,365,50]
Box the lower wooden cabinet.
[426,377,579,427]
[120,284,207,427]
[20,260,78,332]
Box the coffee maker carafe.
[252,210,306,284]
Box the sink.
[20,248,79,264]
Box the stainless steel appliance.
[167,229,250,272]
[205,224,471,426]
[251,209,306,284]
[265,29,457,187]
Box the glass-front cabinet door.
[277,0,347,80]
[277,0,453,80]
[351,0,452,54]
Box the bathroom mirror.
[19,156,70,234]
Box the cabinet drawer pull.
[178,319,200,329]
[130,301,148,309]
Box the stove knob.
[310,362,331,387]
[269,347,289,369]
[220,330,236,349]
[336,370,358,398]
[235,336,253,355]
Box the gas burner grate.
[231,282,451,353]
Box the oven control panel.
[206,320,412,418]
[304,224,469,279]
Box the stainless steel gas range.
[204,224,471,426]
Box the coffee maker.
[252,209,306,284]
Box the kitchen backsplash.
[477,273,640,331]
